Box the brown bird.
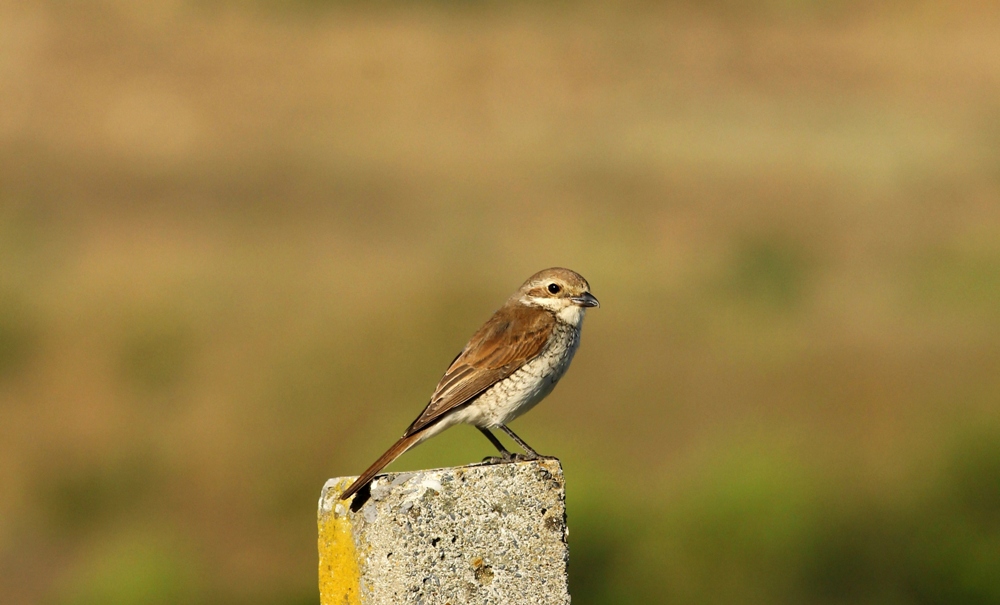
[339,267,599,501]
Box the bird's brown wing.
[403,304,555,436]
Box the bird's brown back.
[403,301,556,436]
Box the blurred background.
[2,1,1000,603]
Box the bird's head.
[517,267,599,325]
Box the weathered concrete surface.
[318,459,570,605]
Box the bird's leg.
[478,427,516,464]
[499,425,548,461]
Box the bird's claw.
[482,453,543,463]
[481,451,554,465]
[481,450,520,464]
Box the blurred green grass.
[1,1,999,603]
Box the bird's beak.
[571,292,600,308]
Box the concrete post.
[318,459,571,605]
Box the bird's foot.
[518,452,561,463]
[481,450,519,464]
[480,451,555,465]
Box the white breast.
[451,322,581,429]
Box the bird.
[339,267,599,501]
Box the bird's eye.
[547,283,561,294]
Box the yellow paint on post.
[318,480,362,605]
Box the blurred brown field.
[2,1,1000,604]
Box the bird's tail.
[339,433,422,501]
